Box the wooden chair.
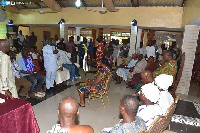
[169,52,185,99]
[88,74,112,108]
[175,94,180,104]
[140,116,166,133]
[140,94,180,133]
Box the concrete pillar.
[60,23,68,41]
[75,27,81,41]
[129,25,137,56]
[136,29,142,49]
[176,25,200,95]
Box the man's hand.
[5,90,12,99]
[58,67,63,71]
[53,49,58,54]
[30,71,37,76]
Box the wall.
[182,0,200,26]
[29,26,60,51]
[2,7,183,28]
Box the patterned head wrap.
[154,74,173,91]
[141,83,160,103]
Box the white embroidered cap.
[141,83,160,103]
[154,74,173,91]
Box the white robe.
[0,51,18,98]
[55,61,70,85]
[157,91,174,114]
[43,45,57,89]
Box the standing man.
[74,36,81,63]
[79,37,87,68]
[42,34,50,47]
[17,30,25,52]
[43,39,58,92]
[146,40,155,58]
[30,32,37,46]
[136,42,146,57]
[0,39,18,98]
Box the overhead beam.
[43,0,61,12]
[34,2,41,8]
[4,6,19,14]
[104,0,115,10]
[131,0,139,7]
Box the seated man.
[154,74,174,114]
[128,56,155,89]
[105,50,114,69]
[153,50,177,78]
[10,52,31,100]
[115,54,138,84]
[127,54,147,82]
[102,95,146,133]
[47,96,94,133]
[57,43,76,81]
[136,83,163,127]
[17,48,45,98]
[133,70,154,95]
[55,60,70,86]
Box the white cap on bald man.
[141,83,160,103]
[154,74,173,91]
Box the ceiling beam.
[34,2,41,8]
[131,0,139,7]
[43,0,61,12]
[104,0,115,10]
[4,6,19,14]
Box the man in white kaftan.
[0,39,18,98]
[127,54,147,80]
[116,54,138,81]
[43,39,58,91]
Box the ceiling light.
[75,0,81,9]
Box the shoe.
[71,78,74,82]
[28,92,35,98]
[67,81,70,85]
[46,89,51,93]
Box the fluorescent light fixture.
[75,0,81,9]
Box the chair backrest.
[175,94,180,104]
[105,74,112,91]
[146,116,166,133]
[172,52,185,98]
[163,103,177,129]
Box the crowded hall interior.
[1,0,200,132]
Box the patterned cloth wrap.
[79,67,110,94]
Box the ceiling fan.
[38,0,57,14]
[86,0,119,14]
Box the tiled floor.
[32,68,200,133]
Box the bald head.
[141,70,153,84]
[58,97,79,119]
[0,39,10,53]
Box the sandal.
[78,103,85,107]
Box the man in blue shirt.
[88,39,94,64]
[17,48,45,98]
